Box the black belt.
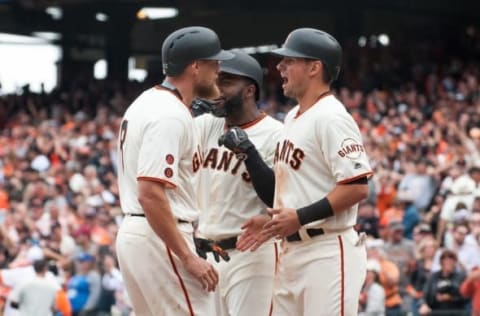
[125,213,145,218]
[125,213,190,224]
[286,228,325,242]
[215,236,238,251]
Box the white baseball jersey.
[196,113,283,240]
[117,86,203,222]
[273,94,372,230]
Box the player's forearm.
[138,181,193,261]
[244,147,275,207]
[327,183,369,214]
[296,183,368,225]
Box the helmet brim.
[219,65,248,78]
[271,47,309,58]
[202,49,235,61]
[219,66,262,87]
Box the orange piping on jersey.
[167,248,195,316]
[137,176,177,189]
[338,235,345,316]
[294,91,332,119]
[337,171,373,185]
[225,112,267,130]
[239,112,267,129]
[268,242,279,316]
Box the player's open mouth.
[281,76,288,87]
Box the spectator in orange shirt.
[376,173,397,219]
[381,198,405,231]
[0,184,9,211]
[460,266,480,316]
[367,239,403,315]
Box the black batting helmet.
[162,26,233,76]
[272,28,342,81]
[220,50,263,100]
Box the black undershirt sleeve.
[344,177,368,185]
[243,147,275,207]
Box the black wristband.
[296,197,334,226]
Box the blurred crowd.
[0,80,138,316]
[0,42,478,315]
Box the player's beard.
[195,81,220,100]
[222,91,243,117]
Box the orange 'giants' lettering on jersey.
[202,148,251,182]
[274,140,305,170]
[338,138,364,159]
[192,145,204,172]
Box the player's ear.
[243,83,256,100]
[189,61,200,75]
[308,60,323,77]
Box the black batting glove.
[210,243,230,262]
[191,98,218,117]
[193,237,230,263]
[194,237,211,259]
[218,127,254,154]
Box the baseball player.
[220,28,372,316]
[195,51,283,316]
[115,26,233,316]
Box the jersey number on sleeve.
[120,120,128,171]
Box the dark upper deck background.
[1,0,479,83]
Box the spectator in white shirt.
[9,259,59,316]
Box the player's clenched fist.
[218,126,254,154]
[183,253,219,292]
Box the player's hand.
[262,207,302,239]
[191,98,219,117]
[182,254,219,292]
[236,214,271,252]
[218,127,254,154]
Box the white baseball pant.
[116,216,215,316]
[209,242,277,316]
[272,227,367,316]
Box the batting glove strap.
[193,237,230,262]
